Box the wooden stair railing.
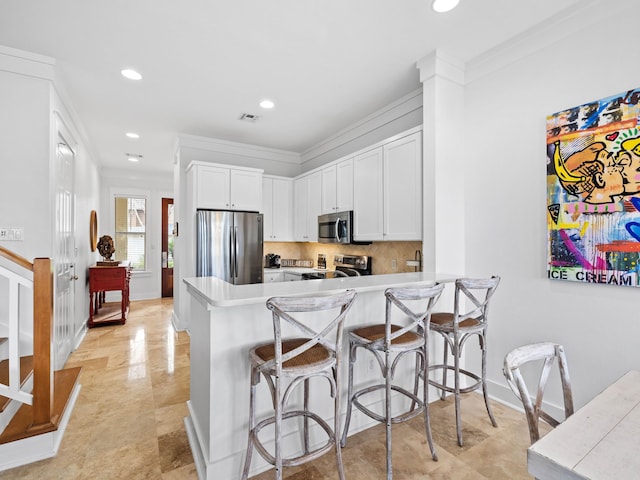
[0,246,54,434]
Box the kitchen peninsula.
[183,271,458,479]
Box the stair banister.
[0,246,54,430]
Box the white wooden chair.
[503,342,574,444]
[241,289,356,480]
[427,276,500,446]
[340,283,444,480]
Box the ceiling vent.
[239,113,259,122]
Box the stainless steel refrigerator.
[196,210,263,284]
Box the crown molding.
[300,88,423,164]
[465,0,616,84]
[416,50,465,85]
[0,44,55,80]
[100,166,173,183]
[176,133,300,165]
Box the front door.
[54,126,76,369]
[161,198,174,297]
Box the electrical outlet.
[0,228,8,240]
[391,259,397,270]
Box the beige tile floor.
[0,298,539,479]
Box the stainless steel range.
[301,254,372,280]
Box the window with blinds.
[114,196,146,270]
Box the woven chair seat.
[431,312,480,330]
[254,338,333,370]
[350,324,421,347]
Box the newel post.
[31,257,54,428]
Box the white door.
[54,128,76,369]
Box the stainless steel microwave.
[318,211,354,244]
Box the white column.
[416,50,466,275]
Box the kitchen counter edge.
[184,272,461,308]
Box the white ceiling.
[0,0,582,173]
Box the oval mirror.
[90,210,98,252]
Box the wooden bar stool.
[340,283,444,479]
[426,276,500,446]
[503,342,574,444]
[241,289,356,480]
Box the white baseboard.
[171,310,187,332]
[486,377,565,420]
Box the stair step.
[0,366,81,444]
[0,356,34,413]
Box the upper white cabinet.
[353,131,422,241]
[353,148,384,240]
[188,162,263,212]
[293,171,322,242]
[321,165,337,214]
[263,175,293,242]
[321,158,354,214]
[383,132,422,240]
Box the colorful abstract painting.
[547,88,640,287]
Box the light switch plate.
[0,227,24,241]
[11,228,23,241]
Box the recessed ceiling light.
[121,69,142,80]
[260,99,275,109]
[432,0,459,13]
[126,132,140,139]
[126,153,143,162]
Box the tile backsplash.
[264,241,423,275]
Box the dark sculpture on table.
[96,235,117,265]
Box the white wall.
[72,138,101,348]
[462,0,640,410]
[100,169,173,301]
[0,56,52,259]
[0,45,102,363]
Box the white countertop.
[184,271,460,307]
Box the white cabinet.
[230,169,263,211]
[321,165,337,214]
[263,176,293,241]
[293,171,322,242]
[353,131,422,241]
[188,162,263,212]
[383,132,422,240]
[353,148,384,241]
[263,270,284,283]
[321,158,353,214]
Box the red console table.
[88,262,131,327]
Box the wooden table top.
[528,369,640,479]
